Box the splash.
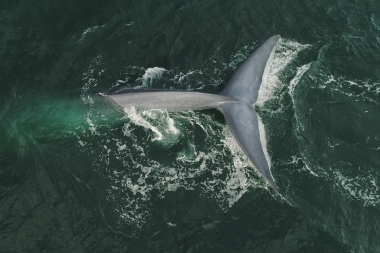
[122,106,180,143]
[256,39,311,107]
[139,67,167,87]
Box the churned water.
[1,0,380,252]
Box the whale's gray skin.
[219,35,280,104]
[105,90,238,112]
[106,35,280,191]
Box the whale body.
[106,35,280,191]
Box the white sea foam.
[334,170,380,207]
[256,39,311,107]
[139,67,166,87]
[220,125,265,199]
[122,106,181,144]
[81,54,103,104]
[174,69,202,84]
[257,114,271,168]
[77,24,106,43]
[320,74,380,103]
[123,106,163,141]
[222,167,249,207]
[77,25,99,43]
[288,63,312,98]
[86,117,97,135]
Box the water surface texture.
[1,0,380,252]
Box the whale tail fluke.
[216,35,280,191]
[106,35,281,191]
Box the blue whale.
[106,35,280,191]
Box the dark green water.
[1,0,380,252]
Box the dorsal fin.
[218,35,280,104]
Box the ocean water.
[1,0,380,252]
